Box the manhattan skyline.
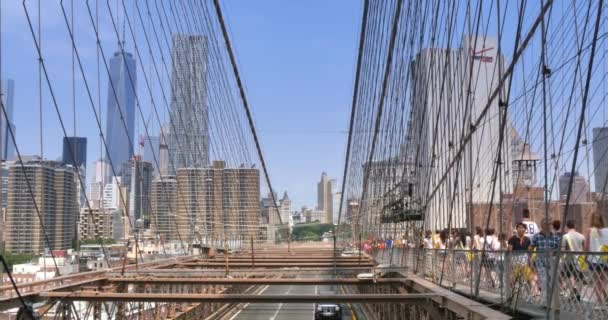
[1,1,358,209]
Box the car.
[340,248,361,257]
[315,303,342,320]
[356,272,374,280]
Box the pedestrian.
[561,220,584,302]
[509,223,532,251]
[508,222,533,296]
[438,230,448,250]
[522,208,539,238]
[454,229,472,280]
[552,220,563,240]
[432,230,441,249]
[584,212,608,306]
[473,226,484,250]
[482,228,500,287]
[498,233,508,250]
[530,218,560,305]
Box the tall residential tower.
[168,35,209,172]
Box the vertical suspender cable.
[336,0,369,271]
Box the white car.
[356,272,374,280]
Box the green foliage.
[0,252,35,270]
[292,223,333,241]
[301,230,320,241]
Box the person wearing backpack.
[584,212,608,306]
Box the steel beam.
[40,292,438,303]
[106,277,408,285]
[177,262,374,268]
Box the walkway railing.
[373,247,608,319]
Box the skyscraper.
[317,173,334,223]
[142,135,160,173]
[4,160,77,254]
[332,191,342,225]
[105,50,136,177]
[593,127,608,194]
[89,160,110,208]
[159,124,170,177]
[62,137,87,168]
[0,78,16,161]
[559,171,590,204]
[261,191,279,225]
[63,137,87,208]
[151,175,177,241]
[168,35,209,172]
[121,156,153,228]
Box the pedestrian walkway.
[372,247,608,319]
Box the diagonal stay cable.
[547,0,604,313]
[212,0,284,230]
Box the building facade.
[168,35,209,172]
[174,161,259,245]
[261,191,278,225]
[332,191,342,225]
[559,171,590,204]
[121,156,153,228]
[88,160,110,208]
[142,135,160,173]
[151,175,178,241]
[593,127,608,195]
[317,173,334,223]
[1,78,16,161]
[63,137,87,208]
[279,191,293,227]
[409,36,512,230]
[5,160,78,254]
[79,208,113,241]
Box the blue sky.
[4,1,603,210]
[1,1,362,210]
[222,0,362,208]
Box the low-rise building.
[7,250,78,283]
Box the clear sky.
[221,0,362,209]
[1,1,362,210]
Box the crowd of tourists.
[419,208,608,305]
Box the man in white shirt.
[561,220,585,301]
[562,220,584,251]
[521,208,539,238]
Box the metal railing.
[373,247,608,319]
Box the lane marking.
[228,284,270,320]
[270,285,292,320]
[312,284,318,320]
[339,285,358,320]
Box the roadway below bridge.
[229,274,357,320]
[1,243,511,320]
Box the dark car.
[315,303,342,320]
